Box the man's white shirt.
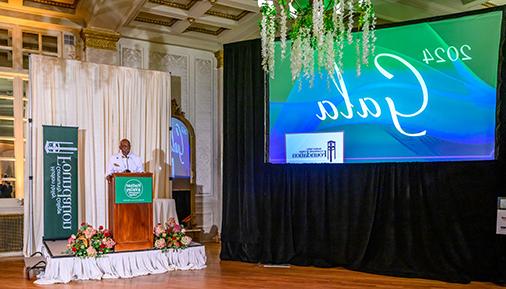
[107,152,143,175]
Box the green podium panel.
[115,176,153,204]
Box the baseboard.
[0,251,23,258]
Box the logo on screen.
[327,141,336,163]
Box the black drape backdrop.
[221,34,506,282]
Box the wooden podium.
[108,172,153,251]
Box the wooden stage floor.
[0,243,504,289]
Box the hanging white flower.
[313,0,325,49]
[300,28,314,86]
[290,36,302,81]
[362,0,376,66]
[356,39,361,76]
[347,0,355,45]
[259,2,277,78]
[258,0,377,82]
[267,11,276,78]
[362,22,370,65]
[323,32,335,77]
[336,0,346,72]
[369,4,378,57]
[280,3,288,60]
[260,11,268,71]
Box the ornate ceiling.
[1,0,505,52]
[132,0,256,37]
[23,0,79,10]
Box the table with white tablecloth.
[36,242,206,284]
[153,198,179,225]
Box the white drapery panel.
[25,55,171,255]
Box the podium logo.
[124,179,143,199]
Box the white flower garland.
[267,11,276,78]
[290,36,302,82]
[260,11,268,71]
[280,4,288,60]
[259,0,377,81]
[323,32,335,77]
[336,0,346,71]
[300,28,314,85]
[313,0,325,48]
[260,3,277,78]
[347,0,355,45]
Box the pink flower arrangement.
[86,246,97,257]
[83,226,97,239]
[154,238,166,249]
[66,223,116,257]
[181,236,192,246]
[154,224,165,236]
[153,217,192,250]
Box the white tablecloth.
[153,198,179,225]
[35,244,206,284]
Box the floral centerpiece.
[153,217,192,250]
[66,223,116,257]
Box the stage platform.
[35,240,206,285]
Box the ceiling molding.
[127,20,173,34]
[81,28,121,50]
[24,0,79,9]
[148,0,198,10]
[120,26,222,51]
[482,1,497,7]
[0,4,83,28]
[215,0,258,13]
[214,50,223,68]
[135,1,256,41]
[134,15,177,27]
[205,9,249,21]
[142,2,188,19]
[141,5,238,29]
[186,26,226,36]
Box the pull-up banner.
[43,125,78,239]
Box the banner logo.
[45,141,78,154]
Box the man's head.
[119,139,131,157]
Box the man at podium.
[106,139,153,251]
[106,139,143,180]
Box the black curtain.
[221,38,506,283]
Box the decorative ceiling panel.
[23,0,78,9]
[185,22,226,36]
[206,4,249,21]
[135,12,178,27]
[148,0,198,10]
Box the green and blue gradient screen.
[268,11,502,164]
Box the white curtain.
[24,55,171,255]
